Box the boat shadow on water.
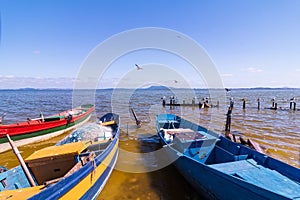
[98,133,208,200]
[140,135,209,200]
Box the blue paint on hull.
[173,154,298,200]
[29,133,119,200]
[28,113,120,200]
[80,150,118,200]
[157,114,300,200]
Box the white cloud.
[220,73,233,77]
[0,75,15,78]
[245,67,263,73]
[0,76,74,89]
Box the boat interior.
[0,119,118,192]
[158,114,300,198]
[158,114,261,165]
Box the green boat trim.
[0,113,91,144]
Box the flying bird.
[225,88,231,93]
[135,64,143,70]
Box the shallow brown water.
[0,88,299,199]
[98,137,203,200]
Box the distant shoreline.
[0,87,299,91]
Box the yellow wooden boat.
[0,113,120,200]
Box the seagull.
[225,88,231,93]
[135,64,142,70]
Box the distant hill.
[145,86,169,90]
[19,88,38,91]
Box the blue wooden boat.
[0,113,120,200]
[156,114,300,200]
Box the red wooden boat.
[0,104,94,152]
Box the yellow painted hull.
[0,113,120,200]
[60,140,119,199]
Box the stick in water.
[130,108,141,127]
[6,134,36,186]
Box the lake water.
[0,88,299,199]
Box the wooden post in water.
[271,98,275,108]
[257,98,260,110]
[230,98,234,109]
[290,98,296,111]
[225,107,232,132]
[6,134,36,187]
[162,96,166,107]
[242,98,246,110]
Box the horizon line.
[0,86,300,90]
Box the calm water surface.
[0,88,299,199]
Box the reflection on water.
[0,88,299,199]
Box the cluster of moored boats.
[0,106,299,199]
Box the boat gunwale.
[28,113,120,200]
[0,104,94,129]
[0,104,94,141]
[156,113,300,200]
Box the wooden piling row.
[162,96,216,108]
[160,95,297,154]
[162,96,297,111]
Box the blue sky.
[0,0,299,89]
